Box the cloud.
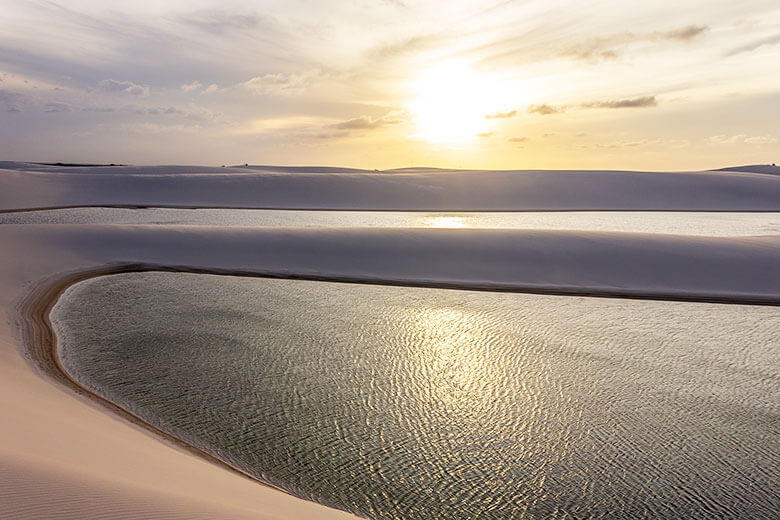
[0,89,30,112]
[44,102,72,113]
[708,134,778,145]
[563,25,709,62]
[241,73,310,96]
[725,33,780,56]
[745,135,778,144]
[476,131,495,138]
[315,130,350,140]
[99,79,149,96]
[178,10,264,34]
[562,35,630,62]
[180,82,224,95]
[654,25,709,42]
[527,104,564,115]
[118,122,203,135]
[81,107,115,113]
[582,96,657,108]
[370,34,443,60]
[508,137,529,143]
[146,106,185,116]
[125,105,217,121]
[330,114,401,130]
[180,81,202,92]
[202,83,223,94]
[485,110,517,119]
[593,138,687,149]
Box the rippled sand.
[53,273,780,519]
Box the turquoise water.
[52,273,780,519]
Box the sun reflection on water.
[420,215,472,228]
[412,307,497,414]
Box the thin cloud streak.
[485,110,517,119]
[582,96,658,109]
[725,33,780,56]
[527,104,564,115]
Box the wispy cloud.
[329,113,403,130]
[180,81,224,94]
[44,102,72,113]
[582,96,657,108]
[180,81,202,92]
[485,110,517,119]
[99,79,150,96]
[508,136,529,142]
[592,138,689,149]
[241,72,313,96]
[0,89,30,112]
[476,131,495,137]
[177,10,264,34]
[141,106,185,116]
[202,83,223,94]
[527,104,564,115]
[119,122,203,135]
[653,25,709,42]
[314,130,351,140]
[563,25,709,62]
[707,134,778,145]
[725,33,780,56]
[370,34,444,60]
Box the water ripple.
[52,273,780,520]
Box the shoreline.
[19,263,780,519]
[19,265,317,510]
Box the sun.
[407,61,503,146]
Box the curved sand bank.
[3,222,780,518]
[22,267,286,484]
[20,261,780,518]
[4,163,780,211]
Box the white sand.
[3,162,780,211]
[1,163,779,519]
[0,228,363,518]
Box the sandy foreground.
[2,163,780,519]
[1,228,365,519]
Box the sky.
[0,0,779,170]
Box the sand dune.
[3,162,780,211]
[0,454,268,520]
[5,225,780,302]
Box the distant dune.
[714,164,780,175]
[3,162,780,212]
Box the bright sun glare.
[408,62,505,147]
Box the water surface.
[5,208,780,236]
[52,273,780,519]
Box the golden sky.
[1,0,778,169]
